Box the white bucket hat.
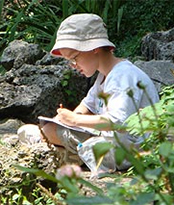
[51,13,115,56]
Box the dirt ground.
[0,137,131,200]
[79,165,131,197]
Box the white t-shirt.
[81,60,159,142]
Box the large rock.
[0,40,93,123]
[0,40,46,70]
[0,141,68,200]
[0,119,23,134]
[135,60,174,92]
[141,28,174,61]
[0,64,90,123]
[0,39,174,124]
[0,119,83,198]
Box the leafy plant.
[0,0,4,22]
[0,0,124,56]
[124,84,174,204]
[1,0,174,60]
[91,83,174,204]
[60,69,80,108]
[12,164,104,205]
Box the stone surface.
[135,60,174,92]
[0,63,90,123]
[1,38,174,124]
[0,118,24,134]
[0,140,70,185]
[141,28,174,61]
[0,118,83,199]
[0,40,46,70]
[0,40,95,124]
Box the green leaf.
[130,192,155,205]
[0,0,5,22]
[125,101,163,136]
[93,142,114,164]
[117,6,124,33]
[8,11,24,42]
[159,142,172,157]
[60,176,79,194]
[115,147,126,165]
[126,154,145,175]
[61,80,68,87]
[62,0,69,19]
[13,164,59,183]
[66,196,114,205]
[144,168,162,180]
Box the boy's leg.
[17,123,63,146]
[42,122,63,146]
[18,122,93,154]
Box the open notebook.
[38,116,99,135]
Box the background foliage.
[1,0,174,60]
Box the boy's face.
[58,48,99,77]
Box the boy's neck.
[98,53,123,76]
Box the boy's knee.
[42,123,63,146]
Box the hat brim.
[50,38,115,57]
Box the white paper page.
[38,116,97,135]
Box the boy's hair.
[101,46,114,52]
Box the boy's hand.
[56,108,77,126]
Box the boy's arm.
[57,107,111,131]
[73,102,93,115]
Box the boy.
[19,13,159,176]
